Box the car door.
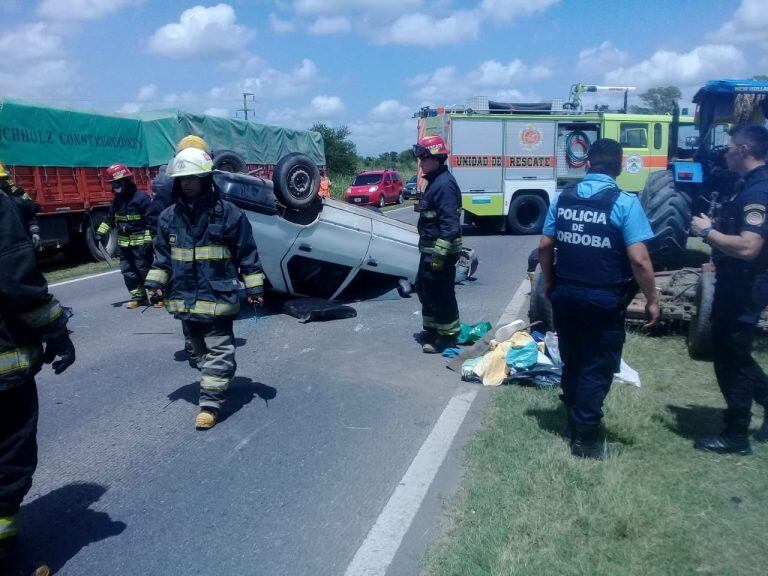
[281,202,373,300]
[382,173,392,202]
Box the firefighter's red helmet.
[413,135,449,158]
[105,163,133,182]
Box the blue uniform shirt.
[542,173,653,246]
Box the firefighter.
[95,164,153,308]
[318,169,332,198]
[144,147,265,430]
[538,139,659,459]
[0,188,75,575]
[691,124,768,455]
[412,135,463,353]
[0,163,41,250]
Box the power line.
[236,92,257,121]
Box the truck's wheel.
[529,268,554,332]
[641,170,691,270]
[507,193,547,235]
[213,150,246,173]
[274,153,320,209]
[687,268,715,360]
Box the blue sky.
[1,0,766,156]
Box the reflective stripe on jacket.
[97,181,152,246]
[145,183,264,322]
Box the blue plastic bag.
[505,340,539,369]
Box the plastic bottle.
[494,319,526,342]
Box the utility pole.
[236,92,256,121]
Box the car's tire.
[640,170,691,270]
[397,192,404,204]
[529,268,554,332]
[273,153,320,209]
[687,268,715,360]
[213,149,247,173]
[507,193,548,235]
[379,193,386,208]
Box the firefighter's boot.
[570,425,604,460]
[195,409,218,430]
[416,329,437,345]
[422,335,457,354]
[125,300,142,309]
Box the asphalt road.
[20,207,539,575]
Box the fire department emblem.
[169,234,177,245]
[519,124,543,152]
[625,154,644,174]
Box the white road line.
[496,277,531,328]
[384,205,415,214]
[49,269,120,287]
[344,389,478,576]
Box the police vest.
[554,184,630,289]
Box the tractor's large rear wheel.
[640,170,691,270]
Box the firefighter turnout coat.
[96,181,152,249]
[145,185,264,322]
[417,165,462,259]
[0,191,68,391]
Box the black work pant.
[119,244,151,301]
[551,286,625,428]
[416,253,460,337]
[0,379,38,518]
[712,272,768,433]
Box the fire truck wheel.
[213,150,246,173]
[274,153,320,209]
[641,170,691,270]
[507,193,547,235]
[529,267,554,332]
[687,268,714,360]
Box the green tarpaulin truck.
[0,100,325,261]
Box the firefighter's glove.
[43,331,76,374]
[248,294,264,308]
[147,288,163,305]
[431,255,446,272]
[31,233,41,250]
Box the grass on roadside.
[426,332,768,576]
[39,253,117,284]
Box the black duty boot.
[416,330,437,345]
[422,335,457,354]
[570,425,604,460]
[695,412,752,455]
[754,409,768,443]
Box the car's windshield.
[406,176,417,185]
[353,174,383,186]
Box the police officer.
[95,164,153,308]
[145,147,265,430]
[691,124,768,455]
[412,135,463,353]
[0,186,75,574]
[538,138,659,459]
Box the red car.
[344,170,404,207]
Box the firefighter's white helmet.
[167,147,213,178]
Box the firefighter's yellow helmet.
[176,135,210,153]
[0,162,8,179]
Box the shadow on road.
[661,404,723,440]
[167,376,277,423]
[19,483,126,573]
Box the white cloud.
[713,0,768,46]
[576,41,628,75]
[369,99,410,121]
[310,15,351,34]
[379,11,483,46]
[310,95,345,116]
[409,59,548,103]
[270,13,295,33]
[137,84,157,101]
[148,4,253,59]
[204,107,230,117]
[604,44,745,91]
[479,0,559,22]
[37,0,143,21]
[0,22,62,60]
[294,0,421,16]
[218,53,264,74]
[349,117,416,157]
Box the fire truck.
[415,85,696,235]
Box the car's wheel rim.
[287,166,312,199]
